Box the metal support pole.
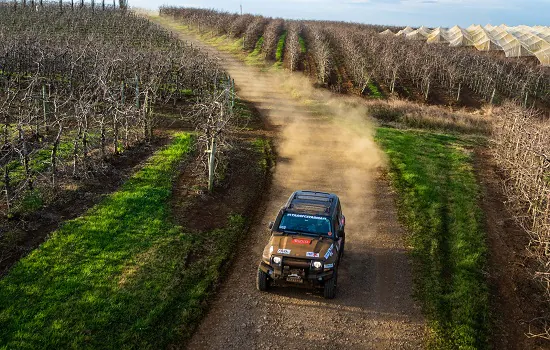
[42,84,48,132]
[208,137,216,192]
[225,77,230,109]
[231,78,235,109]
[120,80,125,104]
[490,88,496,105]
[135,74,140,109]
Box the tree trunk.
[113,113,119,155]
[82,114,89,166]
[391,69,397,94]
[100,120,106,159]
[51,125,62,187]
[18,126,33,191]
[124,115,129,149]
[42,84,49,133]
[143,91,149,141]
[425,80,430,101]
[73,124,81,178]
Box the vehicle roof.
[284,190,339,217]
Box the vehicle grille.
[283,258,310,268]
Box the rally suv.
[256,190,346,299]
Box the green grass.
[232,98,256,127]
[0,133,249,349]
[18,189,44,214]
[0,128,139,215]
[251,138,274,171]
[375,127,488,350]
[158,84,193,96]
[245,36,265,66]
[275,31,288,63]
[298,36,307,53]
[1,140,73,188]
[252,36,264,56]
[367,82,383,98]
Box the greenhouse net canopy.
[388,25,550,66]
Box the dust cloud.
[256,70,386,226]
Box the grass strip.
[275,31,288,62]
[367,82,383,98]
[0,133,244,349]
[245,36,265,66]
[375,127,488,349]
[298,36,307,53]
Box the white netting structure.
[382,25,550,66]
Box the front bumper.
[259,260,335,284]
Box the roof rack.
[298,190,331,197]
[286,190,337,215]
[296,195,331,202]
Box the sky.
[131,0,550,28]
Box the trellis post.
[207,136,216,192]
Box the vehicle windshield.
[278,213,332,236]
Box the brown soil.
[475,148,550,350]
[155,16,425,350]
[171,138,271,233]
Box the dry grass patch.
[367,99,492,135]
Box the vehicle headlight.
[272,256,282,264]
[312,261,323,269]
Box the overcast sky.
[131,0,550,28]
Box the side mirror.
[268,222,274,230]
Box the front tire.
[256,268,269,292]
[323,269,338,299]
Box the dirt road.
[154,16,425,349]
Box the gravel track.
[154,17,426,350]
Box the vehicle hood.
[269,235,334,260]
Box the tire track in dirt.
[154,17,425,350]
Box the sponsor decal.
[325,263,334,269]
[306,252,320,258]
[277,249,291,254]
[292,238,311,245]
[287,213,329,221]
[324,244,334,259]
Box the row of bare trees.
[9,0,127,10]
[0,3,234,217]
[161,7,550,108]
[492,103,550,336]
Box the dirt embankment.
[154,17,426,349]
